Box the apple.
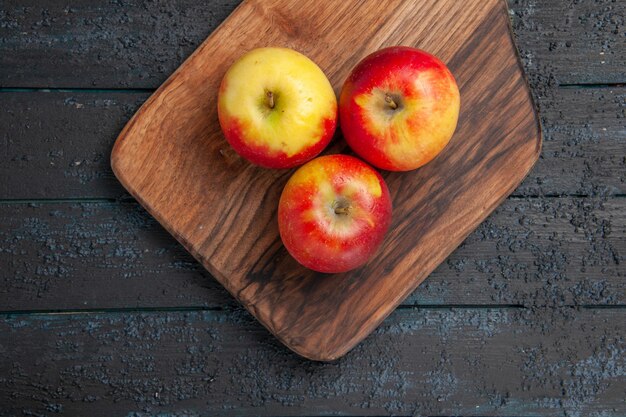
[218,47,337,169]
[339,46,460,171]
[278,154,392,273]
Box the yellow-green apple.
[218,47,337,169]
[278,154,392,273]
[339,46,460,171]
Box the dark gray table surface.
[1,1,624,416]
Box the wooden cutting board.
[111,0,541,361]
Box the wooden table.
[1,1,624,415]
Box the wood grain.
[509,0,626,86]
[0,0,624,414]
[110,0,541,360]
[1,0,623,88]
[0,92,149,199]
[0,198,623,311]
[1,86,624,199]
[1,307,625,416]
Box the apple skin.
[278,154,392,273]
[218,47,337,169]
[339,46,460,171]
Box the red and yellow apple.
[278,154,392,273]
[218,47,337,169]
[339,46,460,171]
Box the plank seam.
[0,194,624,205]
[0,87,155,94]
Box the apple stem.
[266,91,275,109]
[334,205,351,215]
[385,94,398,110]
